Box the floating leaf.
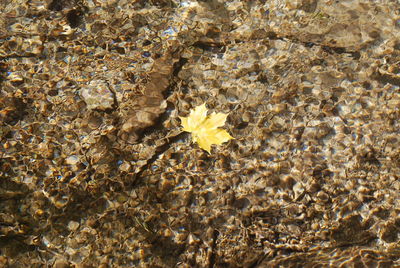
[179,103,233,153]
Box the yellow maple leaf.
[179,103,233,153]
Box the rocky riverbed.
[1,0,400,266]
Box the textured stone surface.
[80,80,115,110]
[1,0,400,267]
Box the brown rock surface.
[1,0,400,267]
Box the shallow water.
[1,0,400,266]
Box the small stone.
[53,259,70,268]
[80,80,115,110]
[119,161,131,172]
[116,194,128,203]
[68,221,80,232]
[65,155,79,165]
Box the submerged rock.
[80,80,115,111]
[1,0,400,267]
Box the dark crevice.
[322,45,361,59]
[0,97,28,125]
[66,9,84,28]
[208,229,219,268]
[192,41,226,53]
[264,31,362,60]
[132,132,187,186]
[172,57,188,77]
[0,53,38,60]
[372,73,400,87]
[48,0,63,11]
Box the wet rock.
[2,0,400,267]
[80,80,115,111]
